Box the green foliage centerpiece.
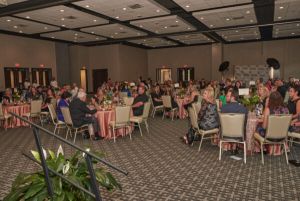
[241,95,260,112]
[4,146,121,201]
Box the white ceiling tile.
[217,27,261,41]
[168,33,213,44]
[274,0,300,21]
[15,5,108,28]
[81,23,147,39]
[73,0,170,21]
[273,22,300,38]
[173,0,252,12]
[40,30,106,43]
[131,15,196,34]
[129,37,178,47]
[193,4,257,28]
[0,16,60,34]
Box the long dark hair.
[268,91,284,111]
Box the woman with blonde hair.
[198,87,219,130]
[257,85,270,109]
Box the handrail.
[9,112,128,201]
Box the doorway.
[93,69,108,92]
[177,67,194,82]
[156,68,172,83]
[4,67,30,88]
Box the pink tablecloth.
[95,110,132,140]
[176,98,188,119]
[3,104,30,128]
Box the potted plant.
[4,146,122,201]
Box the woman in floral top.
[256,91,289,137]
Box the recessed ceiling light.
[291,32,295,35]
[61,18,65,21]
[279,6,284,9]
[226,18,230,21]
[185,5,190,8]
[116,16,119,19]
[120,27,123,30]
[278,16,282,19]
[250,19,254,23]
[156,9,160,12]
[164,26,168,29]
[13,25,18,28]
[297,24,300,27]
[210,24,214,27]
[123,7,127,11]
[91,31,95,34]
[175,20,179,23]
[85,5,90,8]
[75,33,78,36]
[44,27,48,29]
[96,37,99,40]
[246,10,250,14]
[93,19,97,22]
[155,30,159,33]
[139,25,143,28]
[111,35,114,38]
[60,9,64,12]
[51,36,55,39]
[26,16,30,19]
[187,27,191,30]
[235,30,239,33]
[114,32,118,35]
[19,30,23,33]
[6,19,11,22]
[62,24,66,27]
[200,17,204,20]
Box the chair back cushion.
[61,107,73,126]
[187,107,199,130]
[115,106,131,124]
[0,103,3,117]
[123,97,134,106]
[48,104,57,123]
[142,102,151,119]
[50,98,57,110]
[31,100,42,114]
[219,113,245,138]
[265,115,292,140]
[162,95,172,108]
[120,92,128,99]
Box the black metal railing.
[9,112,128,201]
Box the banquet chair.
[130,102,151,136]
[22,100,43,126]
[109,106,131,142]
[254,115,292,165]
[188,106,219,152]
[288,132,300,146]
[150,97,164,118]
[162,95,178,121]
[219,113,246,164]
[119,92,128,99]
[50,98,57,111]
[0,103,12,131]
[215,99,220,112]
[61,107,89,143]
[123,97,134,106]
[48,104,65,135]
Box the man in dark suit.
[132,86,148,116]
[221,89,248,116]
[69,91,101,141]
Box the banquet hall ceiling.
[0,0,299,49]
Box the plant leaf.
[3,185,30,201]
[24,182,45,199]
[48,149,56,160]
[31,150,41,163]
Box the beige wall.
[0,33,57,90]
[147,45,212,82]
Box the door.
[93,69,108,92]
[177,67,194,82]
[156,68,172,83]
[4,67,30,88]
[32,68,52,86]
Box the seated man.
[151,85,163,107]
[69,91,101,141]
[221,89,248,116]
[132,86,148,116]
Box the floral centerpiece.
[103,94,112,106]
[3,146,121,201]
[177,88,186,99]
[241,95,260,112]
[12,91,21,102]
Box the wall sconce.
[80,67,88,92]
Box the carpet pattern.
[0,117,300,201]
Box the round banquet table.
[2,104,30,128]
[95,109,133,140]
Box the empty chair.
[130,102,151,136]
[50,98,57,111]
[0,103,12,131]
[123,97,134,106]
[109,106,131,142]
[150,97,164,118]
[288,131,300,147]
[219,113,246,164]
[22,100,43,126]
[162,95,178,121]
[61,107,88,143]
[254,115,292,165]
[48,104,65,135]
[188,105,219,152]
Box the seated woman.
[151,85,163,107]
[2,88,13,105]
[56,92,72,122]
[183,85,200,110]
[94,87,105,105]
[42,88,55,112]
[257,84,270,109]
[256,91,289,137]
[287,85,300,120]
[198,87,220,130]
[26,87,42,101]
[164,86,178,109]
[290,116,300,133]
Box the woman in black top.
[151,85,163,107]
[287,85,300,120]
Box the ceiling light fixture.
[200,17,204,20]
[62,24,66,27]
[123,7,127,11]
[61,18,65,21]
[156,9,160,12]
[187,27,191,30]
[6,19,11,22]
[278,16,282,19]
[91,31,95,34]
[44,27,48,29]
[210,24,213,27]
[279,6,284,9]
[297,24,300,27]
[235,30,239,33]
[85,5,90,8]
[291,32,295,35]
[13,25,18,28]
[93,19,97,22]
[19,30,23,33]
[116,16,120,19]
[246,10,250,14]
[51,36,55,39]
[26,16,30,19]
[175,20,179,23]
[60,9,64,12]
[250,19,254,23]
[226,18,230,21]
[185,5,190,8]
[96,37,99,40]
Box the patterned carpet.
[0,117,300,201]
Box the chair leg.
[65,128,70,140]
[39,116,43,127]
[138,123,143,136]
[162,109,165,120]
[171,110,174,121]
[113,127,116,143]
[243,142,247,164]
[219,141,222,161]
[4,119,7,131]
[283,142,289,165]
[261,143,264,165]
[128,126,132,140]
[145,120,149,134]
[198,135,204,152]
[73,129,78,143]
[54,125,57,135]
[152,109,155,118]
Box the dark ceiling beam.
[186,2,253,13]
[252,0,275,40]
[0,0,81,17]
[151,0,226,43]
